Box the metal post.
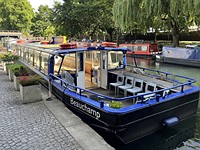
[46,77,53,101]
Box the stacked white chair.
[117,76,134,96]
[109,74,125,96]
[126,79,144,97]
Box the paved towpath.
[0,66,113,150]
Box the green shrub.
[6,63,23,70]
[12,66,30,76]
[0,52,19,62]
[109,101,123,109]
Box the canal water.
[118,57,200,150]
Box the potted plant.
[6,63,22,81]
[12,65,30,91]
[0,52,19,73]
[19,75,43,103]
[109,101,123,109]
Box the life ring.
[102,42,117,47]
[41,40,50,44]
[17,40,24,44]
[59,43,77,49]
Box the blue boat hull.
[51,82,199,144]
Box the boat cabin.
[120,42,159,57]
[48,43,197,106]
[48,46,126,91]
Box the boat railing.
[126,64,196,84]
[49,73,196,105]
[10,43,53,75]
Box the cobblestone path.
[0,69,82,150]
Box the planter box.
[20,84,42,103]
[8,69,14,81]
[2,61,13,74]
[13,75,20,91]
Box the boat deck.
[85,87,134,107]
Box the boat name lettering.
[70,98,101,119]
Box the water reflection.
[127,57,156,68]
[121,116,198,150]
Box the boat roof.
[51,46,128,55]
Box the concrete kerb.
[41,87,114,150]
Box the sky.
[28,0,63,10]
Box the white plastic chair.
[125,79,143,96]
[136,82,157,102]
[109,74,125,96]
[117,76,134,96]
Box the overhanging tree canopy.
[113,0,200,46]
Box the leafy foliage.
[0,52,19,62]
[109,101,123,109]
[12,66,29,76]
[52,0,115,40]
[31,5,55,37]
[6,63,22,70]
[113,0,200,46]
[0,0,34,34]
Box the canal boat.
[156,46,200,67]
[45,43,200,144]
[119,42,159,58]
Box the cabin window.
[41,52,49,74]
[141,46,148,51]
[85,52,91,59]
[102,52,107,69]
[96,53,101,61]
[29,49,34,64]
[134,46,138,51]
[58,54,76,74]
[108,51,123,69]
[134,46,143,51]
[34,51,40,69]
[127,46,133,52]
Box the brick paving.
[0,68,82,150]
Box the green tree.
[52,0,81,37]
[0,0,34,35]
[97,0,116,41]
[31,5,55,37]
[52,0,115,41]
[113,0,200,46]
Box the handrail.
[49,73,196,102]
[126,64,196,83]
[14,43,54,53]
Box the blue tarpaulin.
[162,46,200,60]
